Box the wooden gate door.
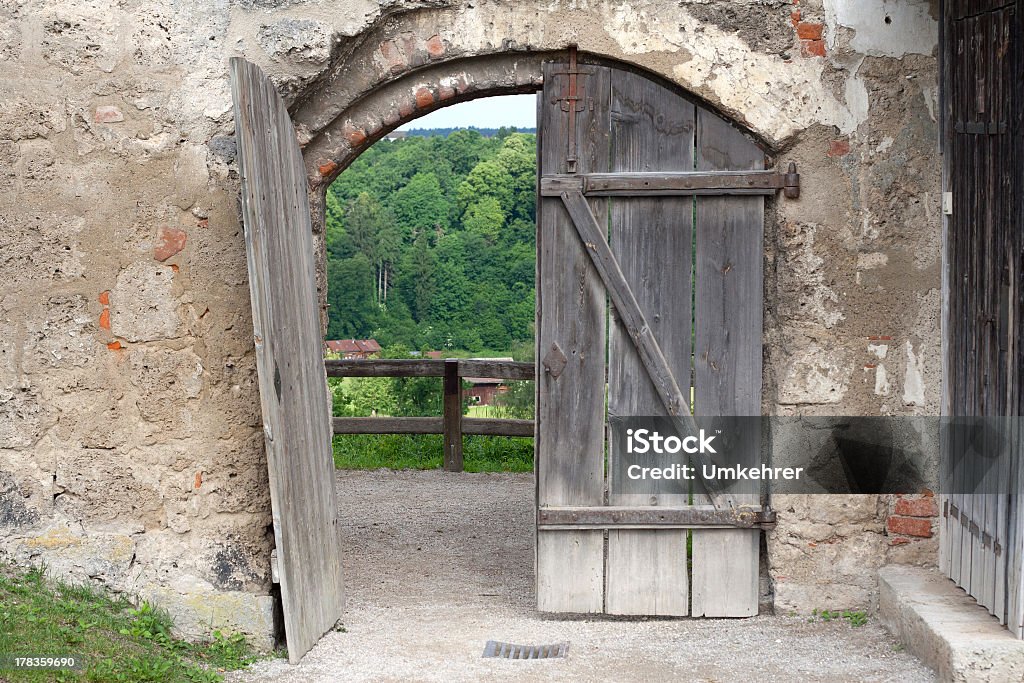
[230,58,345,662]
[535,53,790,616]
[939,1,1024,638]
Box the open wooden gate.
[535,53,790,616]
[230,58,345,662]
[939,1,1024,638]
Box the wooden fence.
[325,358,535,471]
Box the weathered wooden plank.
[331,416,534,437]
[606,531,688,615]
[325,358,535,379]
[325,358,446,377]
[605,67,696,616]
[539,170,790,196]
[230,57,343,664]
[535,59,610,613]
[691,106,763,618]
[333,417,442,434]
[538,505,773,528]
[458,359,535,380]
[443,359,463,471]
[559,190,727,509]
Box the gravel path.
[228,469,935,682]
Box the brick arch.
[302,52,548,187]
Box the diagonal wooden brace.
[559,189,733,510]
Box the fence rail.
[328,358,536,471]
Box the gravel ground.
[228,469,935,683]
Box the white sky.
[397,94,537,130]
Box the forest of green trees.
[325,127,537,358]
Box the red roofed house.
[462,357,514,406]
[324,338,382,359]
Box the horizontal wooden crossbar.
[537,506,777,529]
[541,166,799,198]
[325,358,535,380]
[332,416,534,437]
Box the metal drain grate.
[482,640,569,659]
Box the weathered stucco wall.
[0,0,940,646]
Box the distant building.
[424,350,444,359]
[325,339,382,359]
[383,131,407,141]
[462,357,514,406]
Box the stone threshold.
[879,565,1024,682]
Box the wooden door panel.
[605,67,695,615]
[536,54,767,618]
[691,109,763,617]
[230,58,344,662]
[535,61,610,613]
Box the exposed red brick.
[318,160,338,177]
[197,218,208,229]
[828,139,851,157]
[343,124,367,147]
[94,105,124,123]
[426,34,445,58]
[438,84,456,101]
[107,340,123,350]
[801,39,826,58]
[415,86,435,109]
[867,335,893,341]
[887,516,933,538]
[895,497,938,518]
[170,264,179,273]
[797,22,823,40]
[890,537,910,546]
[154,227,187,262]
[98,290,110,305]
[98,308,110,330]
[379,40,405,73]
[864,363,877,369]
[194,471,203,489]
[791,10,801,27]
[398,100,415,118]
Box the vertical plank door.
[535,59,610,613]
[690,108,763,618]
[604,67,695,616]
[230,58,345,663]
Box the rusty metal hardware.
[946,502,1002,556]
[782,161,800,198]
[537,506,777,529]
[552,46,591,174]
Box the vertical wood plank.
[605,68,694,615]
[230,57,344,663]
[443,359,463,471]
[691,107,763,618]
[535,59,610,613]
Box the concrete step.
[879,565,1024,682]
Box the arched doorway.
[232,47,793,662]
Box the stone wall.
[0,0,940,647]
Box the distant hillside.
[401,126,536,138]
[325,129,537,355]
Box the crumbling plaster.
[0,0,941,646]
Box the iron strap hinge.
[540,163,800,199]
[537,506,778,530]
[945,502,1002,556]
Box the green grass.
[0,564,274,682]
[809,608,869,627]
[332,434,533,472]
